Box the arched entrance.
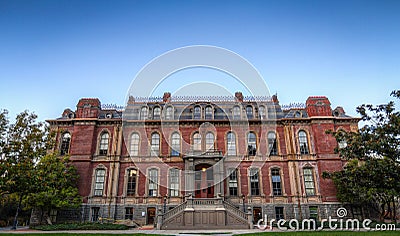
[194,164,214,198]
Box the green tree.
[0,110,80,227]
[24,153,81,225]
[324,90,400,222]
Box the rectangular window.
[94,169,106,196]
[127,169,137,196]
[169,169,179,197]
[228,169,238,196]
[271,169,282,196]
[309,206,318,221]
[148,169,158,197]
[249,169,260,196]
[49,209,57,223]
[303,168,315,196]
[91,207,100,222]
[275,207,284,220]
[125,207,134,220]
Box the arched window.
[169,168,179,197]
[247,132,257,156]
[150,133,160,156]
[126,168,137,196]
[99,132,109,155]
[271,168,282,196]
[194,106,201,119]
[227,132,236,156]
[233,106,241,120]
[205,132,215,150]
[259,106,266,119]
[148,168,158,196]
[165,106,173,120]
[130,133,140,156]
[94,168,106,196]
[298,131,309,155]
[171,132,180,156]
[205,106,213,119]
[140,107,148,120]
[193,132,202,151]
[246,105,253,119]
[303,168,315,195]
[268,132,278,156]
[60,132,71,155]
[153,107,161,119]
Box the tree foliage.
[324,90,400,221]
[0,110,81,226]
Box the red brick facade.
[47,92,359,224]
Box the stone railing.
[223,200,247,220]
[163,200,187,221]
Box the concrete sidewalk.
[0,227,267,235]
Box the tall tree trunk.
[11,195,23,230]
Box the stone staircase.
[158,197,252,230]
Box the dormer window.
[194,106,201,119]
[153,107,161,119]
[205,106,213,119]
[140,107,148,120]
[246,106,253,119]
[165,106,173,120]
[233,106,241,120]
[259,106,266,119]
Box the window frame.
[125,207,134,220]
[228,168,238,196]
[268,131,278,156]
[148,168,159,197]
[165,106,174,120]
[298,130,309,155]
[192,132,202,151]
[246,105,253,119]
[94,168,106,196]
[271,168,282,196]
[247,132,257,156]
[227,132,237,156]
[60,132,71,156]
[140,106,148,120]
[169,168,180,197]
[193,106,201,119]
[126,168,137,196]
[233,106,241,120]
[150,132,160,156]
[99,132,109,156]
[205,106,213,120]
[170,132,180,156]
[153,106,161,119]
[205,132,215,151]
[249,168,260,196]
[303,168,315,196]
[130,133,140,157]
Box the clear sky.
[0,0,399,121]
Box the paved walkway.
[0,227,267,235]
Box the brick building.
[47,92,359,229]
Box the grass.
[0,234,160,236]
[30,222,129,231]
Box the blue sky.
[0,0,399,121]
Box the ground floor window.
[309,206,318,221]
[91,207,100,222]
[125,207,134,220]
[275,207,284,220]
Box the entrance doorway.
[194,164,214,198]
[253,207,262,224]
[146,207,156,225]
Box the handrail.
[163,200,187,221]
[223,200,247,219]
